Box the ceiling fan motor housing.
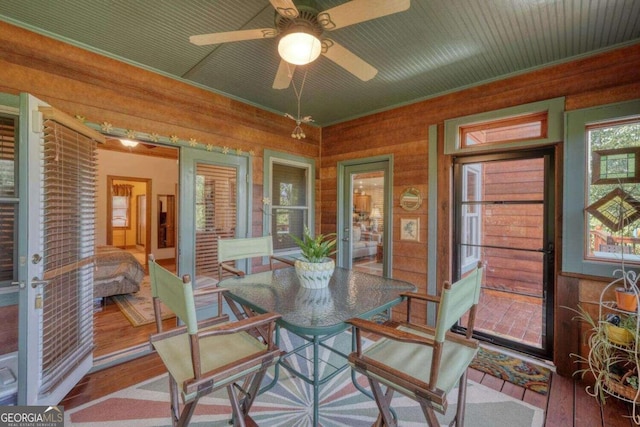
[275,0,323,38]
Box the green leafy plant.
[566,305,626,404]
[290,226,337,263]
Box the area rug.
[66,332,545,426]
[470,347,551,395]
[111,276,174,327]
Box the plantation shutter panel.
[194,163,237,278]
[38,111,97,395]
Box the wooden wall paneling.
[554,275,580,376]
[0,305,18,355]
[0,23,321,153]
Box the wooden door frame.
[106,175,152,263]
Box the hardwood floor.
[93,298,174,358]
[93,257,176,358]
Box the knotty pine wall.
[321,43,640,375]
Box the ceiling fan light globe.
[278,32,321,65]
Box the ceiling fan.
[189,0,410,89]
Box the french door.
[453,148,555,359]
[18,94,98,404]
[179,149,248,284]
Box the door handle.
[30,277,49,288]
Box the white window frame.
[461,164,482,272]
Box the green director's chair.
[347,262,484,427]
[148,256,283,427]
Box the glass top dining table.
[220,266,417,336]
[220,266,416,426]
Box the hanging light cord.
[285,64,313,139]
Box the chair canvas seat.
[356,325,478,412]
[153,328,269,402]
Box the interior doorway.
[453,148,555,359]
[106,176,152,266]
[93,142,179,366]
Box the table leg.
[259,325,281,395]
[312,334,320,426]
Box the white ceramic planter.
[294,258,335,289]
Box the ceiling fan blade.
[321,39,377,81]
[269,0,299,18]
[318,0,410,31]
[189,28,276,46]
[273,59,295,89]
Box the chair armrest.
[200,312,281,337]
[193,286,225,298]
[402,291,440,304]
[402,292,440,323]
[271,255,295,266]
[347,318,435,347]
[221,263,245,277]
[150,314,230,343]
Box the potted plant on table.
[290,226,337,289]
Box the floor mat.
[111,276,174,327]
[470,347,551,395]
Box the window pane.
[0,116,16,198]
[0,203,16,282]
[586,120,640,263]
[461,112,547,148]
[272,208,307,251]
[272,163,306,206]
[112,196,129,228]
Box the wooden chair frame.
[148,255,283,427]
[217,235,294,280]
[347,262,484,427]
[217,236,294,338]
